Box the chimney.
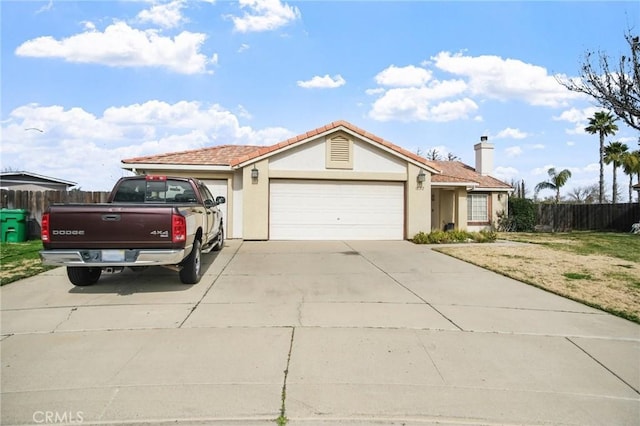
[474,136,494,176]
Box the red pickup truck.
[40,175,225,286]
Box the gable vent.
[326,135,353,169]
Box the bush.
[500,198,537,232]
[412,229,496,244]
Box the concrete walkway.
[1,240,638,425]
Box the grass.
[0,239,57,285]
[435,231,640,324]
[498,231,640,263]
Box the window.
[467,194,489,222]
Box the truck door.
[198,183,218,240]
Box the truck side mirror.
[215,196,226,205]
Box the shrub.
[504,198,537,232]
[411,229,496,244]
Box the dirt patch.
[0,259,48,283]
[436,243,640,321]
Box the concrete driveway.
[1,240,639,425]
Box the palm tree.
[603,142,629,203]
[535,167,572,203]
[622,149,640,202]
[585,111,618,203]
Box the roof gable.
[230,120,440,172]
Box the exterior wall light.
[251,165,259,180]
[417,169,426,183]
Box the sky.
[1,0,639,199]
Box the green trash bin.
[0,209,30,243]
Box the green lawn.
[498,231,640,263]
[0,239,56,285]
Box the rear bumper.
[40,247,189,267]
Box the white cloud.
[367,50,583,123]
[1,101,294,190]
[495,127,528,139]
[35,0,53,14]
[431,51,581,107]
[136,0,187,29]
[368,85,476,122]
[531,164,555,176]
[529,144,545,150]
[297,74,346,89]
[505,146,523,157]
[231,0,301,33]
[494,166,519,181]
[15,21,214,74]
[375,65,432,87]
[553,106,600,135]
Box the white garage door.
[203,180,228,236]
[270,180,404,240]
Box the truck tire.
[213,225,224,252]
[180,239,202,284]
[67,267,101,286]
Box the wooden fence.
[536,203,640,232]
[1,189,110,239]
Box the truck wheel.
[180,239,202,284]
[213,226,224,251]
[67,267,101,286]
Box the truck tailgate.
[46,204,183,249]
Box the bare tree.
[557,31,640,131]
[425,149,442,161]
[567,185,599,204]
[446,152,460,161]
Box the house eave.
[121,163,233,173]
[470,186,513,192]
[432,182,478,188]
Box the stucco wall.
[406,163,431,238]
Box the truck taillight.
[41,213,50,242]
[172,213,186,243]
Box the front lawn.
[0,240,56,285]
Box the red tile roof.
[121,120,510,189]
[122,145,261,166]
[432,161,512,189]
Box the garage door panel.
[270,180,403,240]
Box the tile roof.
[229,120,439,170]
[120,120,510,190]
[122,145,261,166]
[431,161,512,189]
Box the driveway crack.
[178,241,242,328]
[277,327,295,425]
[52,307,78,333]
